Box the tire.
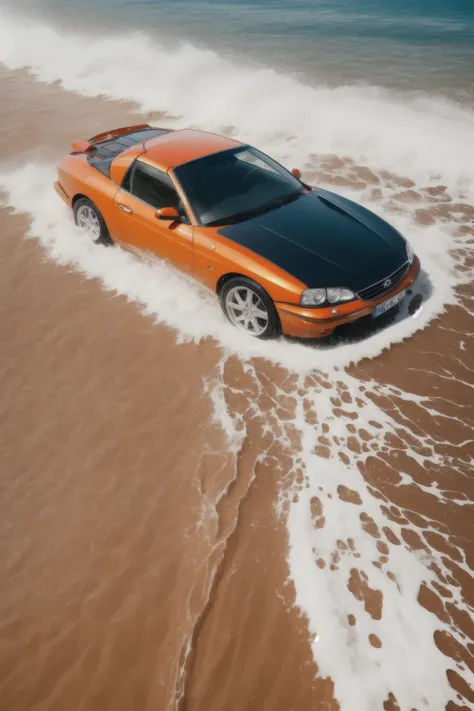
[220,276,281,340]
[73,198,112,246]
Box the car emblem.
[383,278,392,288]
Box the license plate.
[372,289,406,319]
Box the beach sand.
[0,67,473,710]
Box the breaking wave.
[1,9,474,199]
[1,9,474,709]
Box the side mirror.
[292,168,302,180]
[156,206,180,221]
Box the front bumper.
[275,256,421,339]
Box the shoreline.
[0,67,473,710]
[2,4,473,104]
[0,68,322,711]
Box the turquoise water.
[4,0,474,100]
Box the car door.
[112,159,193,273]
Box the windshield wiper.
[206,189,304,227]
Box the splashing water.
[1,157,473,708]
[1,9,474,708]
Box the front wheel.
[220,277,281,340]
[73,198,112,246]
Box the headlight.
[327,287,354,304]
[300,287,355,306]
[301,288,326,306]
[406,241,414,264]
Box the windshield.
[173,146,305,226]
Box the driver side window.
[124,161,189,223]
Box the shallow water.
[3,0,474,99]
[0,4,474,710]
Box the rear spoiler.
[71,124,151,153]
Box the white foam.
[285,383,456,710]
[0,9,472,373]
[2,162,473,707]
[0,162,468,375]
[212,354,474,708]
[287,468,453,710]
[1,11,474,708]
[1,10,474,201]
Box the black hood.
[218,188,408,291]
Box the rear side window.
[127,161,189,222]
[87,156,113,177]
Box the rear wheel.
[220,277,281,340]
[73,198,112,246]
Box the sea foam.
[1,9,474,201]
[1,10,474,708]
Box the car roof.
[143,128,242,169]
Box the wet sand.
[1,67,473,711]
[0,69,322,711]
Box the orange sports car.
[55,124,420,339]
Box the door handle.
[118,204,133,214]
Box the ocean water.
[1,2,474,710]
[4,0,474,100]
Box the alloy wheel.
[225,286,269,336]
[76,204,101,242]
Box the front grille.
[356,261,409,302]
